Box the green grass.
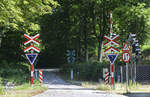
[15,82,47,90]
[0,62,48,97]
[0,81,48,97]
[96,84,111,91]
[80,81,150,94]
[0,72,47,97]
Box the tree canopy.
[0,0,150,68]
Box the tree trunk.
[98,1,106,61]
[84,17,88,63]
[78,21,82,62]
[98,39,103,62]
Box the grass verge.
[0,81,48,97]
[80,81,150,94]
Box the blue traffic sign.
[106,54,118,64]
[25,53,38,64]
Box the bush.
[77,61,108,81]
[60,61,109,81]
[0,61,30,85]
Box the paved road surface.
[33,71,127,97]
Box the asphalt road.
[33,71,127,97]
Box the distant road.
[33,71,127,97]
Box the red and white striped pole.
[31,43,34,86]
[111,63,114,85]
[31,64,34,85]
[39,70,43,83]
[105,72,109,84]
[110,11,114,87]
[110,11,113,37]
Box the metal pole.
[126,63,128,93]
[35,69,37,79]
[71,68,73,80]
[135,55,139,84]
[114,64,115,89]
[31,64,34,87]
[31,43,34,87]
[111,63,114,89]
[120,66,123,84]
[70,63,73,80]
[110,64,111,84]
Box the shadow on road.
[123,92,150,97]
[43,71,70,85]
[47,87,95,90]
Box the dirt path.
[32,71,127,97]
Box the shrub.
[77,61,108,81]
[60,61,109,81]
[0,61,30,85]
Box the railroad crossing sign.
[24,33,40,86]
[24,45,40,53]
[24,34,40,45]
[104,35,120,46]
[106,54,118,64]
[66,50,75,64]
[25,53,38,64]
[122,42,130,51]
[122,52,131,63]
[103,11,120,88]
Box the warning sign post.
[24,34,40,86]
[122,41,131,93]
[103,11,120,89]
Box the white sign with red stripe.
[122,42,130,51]
[104,34,120,46]
[122,52,131,63]
[24,45,40,53]
[104,46,120,54]
[24,34,40,45]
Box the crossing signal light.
[129,33,141,55]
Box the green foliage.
[0,61,30,85]
[61,61,109,81]
[0,86,5,95]
[113,2,150,45]
[141,49,150,65]
[0,30,24,64]
[0,0,59,68]
[39,0,150,66]
[0,0,150,71]
[0,0,59,32]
